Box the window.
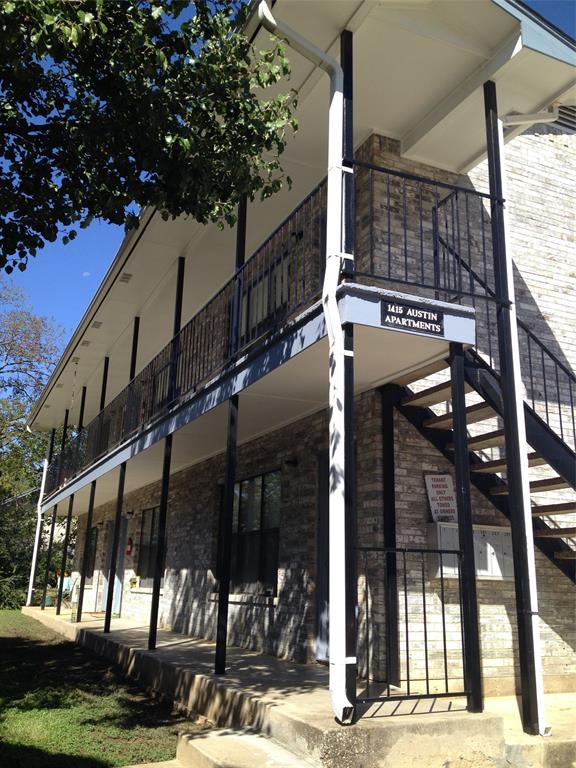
[137,507,163,589]
[85,527,98,586]
[230,471,281,594]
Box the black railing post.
[450,342,482,712]
[149,258,185,651]
[104,462,126,633]
[40,505,58,610]
[57,409,69,486]
[484,80,545,736]
[76,480,96,623]
[56,494,74,615]
[215,197,247,674]
[381,385,400,687]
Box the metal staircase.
[390,342,576,583]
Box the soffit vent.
[119,272,133,284]
[81,340,91,347]
[91,320,103,329]
[71,357,80,364]
[555,106,576,133]
[55,383,63,389]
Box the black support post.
[215,394,238,674]
[76,480,96,623]
[100,357,109,411]
[380,386,400,686]
[56,494,74,615]
[40,505,58,610]
[215,198,247,675]
[103,311,142,634]
[484,80,543,735]
[129,317,140,381]
[148,258,185,651]
[450,343,482,712]
[104,462,126,633]
[78,386,87,432]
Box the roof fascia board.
[492,0,576,65]
[401,29,523,156]
[28,206,156,430]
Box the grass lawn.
[0,610,207,767]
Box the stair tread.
[555,551,576,560]
[491,476,569,495]
[447,429,506,451]
[532,501,576,516]
[534,527,576,539]
[424,402,496,430]
[177,730,307,768]
[402,381,472,407]
[471,452,543,474]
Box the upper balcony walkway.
[42,159,574,509]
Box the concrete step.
[177,729,311,768]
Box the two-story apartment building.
[26,0,574,748]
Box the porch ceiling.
[54,323,450,518]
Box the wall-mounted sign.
[425,473,457,522]
[381,301,444,337]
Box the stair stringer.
[387,383,576,584]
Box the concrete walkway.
[22,607,576,768]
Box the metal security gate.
[357,546,469,704]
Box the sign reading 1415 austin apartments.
[381,301,444,336]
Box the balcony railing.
[45,180,327,496]
[48,162,555,497]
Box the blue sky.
[9,0,576,338]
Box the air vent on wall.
[119,272,133,284]
[91,320,103,329]
[81,340,91,347]
[555,106,576,134]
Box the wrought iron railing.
[432,197,576,453]
[357,546,468,703]
[351,158,499,305]
[45,180,327,495]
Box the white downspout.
[26,459,49,607]
[256,3,355,723]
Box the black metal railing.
[351,158,499,306]
[357,546,468,703]
[433,205,576,453]
[520,319,576,452]
[45,179,327,496]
